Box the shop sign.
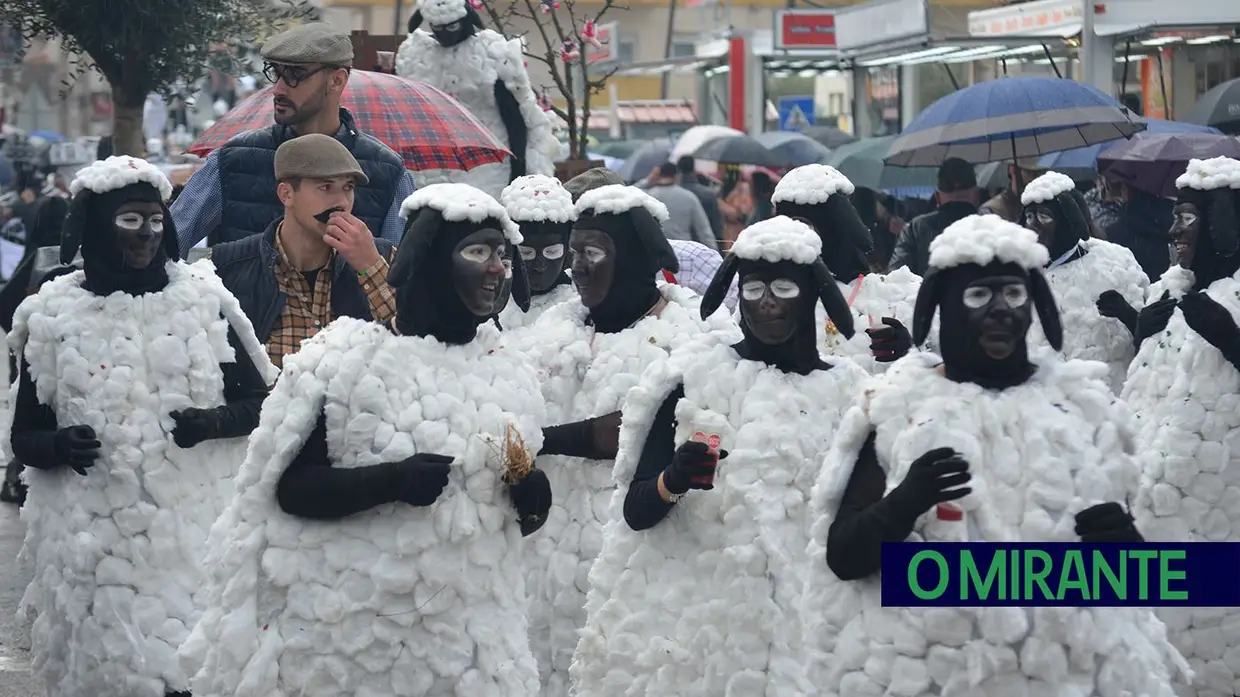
[587,22,617,65]
[968,0,1083,38]
[836,0,929,52]
[774,10,837,50]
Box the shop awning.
[848,40,1065,68]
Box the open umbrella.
[596,140,648,159]
[1036,118,1220,175]
[670,125,744,161]
[827,136,938,191]
[693,135,782,168]
[886,76,1145,166]
[1098,132,1240,198]
[616,138,673,183]
[1183,78,1240,134]
[189,71,510,171]
[754,131,833,167]
[801,126,858,149]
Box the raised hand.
[866,317,912,363]
[1134,291,1177,348]
[886,447,971,520]
[1096,290,1138,336]
[662,441,729,494]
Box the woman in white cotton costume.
[395,0,556,198]
[771,164,923,370]
[570,216,869,696]
[1015,170,1150,392]
[8,156,277,697]
[802,214,1189,697]
[497,174,578,332]
[180,182,554,697]
[1122,157,1240,697]
[515,184,737,696]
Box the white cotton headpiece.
[1020,171,1076,206]
[575,184,670,224]
[500,174,576,224]
[770,164,855,205]
[928,214,1049,271]
[69,156,173,201]
[730,215,823,265]
[1175,156,1240,192]
[416,0,468,25]
[399,182,522,243]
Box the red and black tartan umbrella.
[188,71,511,171]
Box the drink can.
[689,430,721,487]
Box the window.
[617,37,636,64]
[671,40,696,58]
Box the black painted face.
[452,228,511,316]
[431,18,471,47]
[958,274,1032,360]
[1170,202,1201,269]
[739,271,801,346]
[569,228,615,308]
[112,200,165,269]
[1023,203,1057,249]
[519,231,567,293]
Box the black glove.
[883,447,971,524]
[54,425,101,476]
[1075,502,1143,542]
[866,317,912,363]
[662,441,729,494]
[170,408,222,449]
[508,469,552,536]
[1134,291,1177,349]
[1179,292,1240,362]
[390,453,453,507]
[1096,290,1138,336]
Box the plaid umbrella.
[188,71,510,171]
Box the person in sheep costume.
[1015,170,1150,392]
[1122,156,1240,697]
[7,156,277,697]
[771,163,924,370]
[497,174,578,332]
[179,182,553,697]
[569,216,869,696]
[395,0,556,198]
[513,183,738,697]
[801,213,1189,697]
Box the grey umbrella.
[617,138,673,184]
[754,131,833,167]
[692,135,783,168]
[1184,78,1240,135]
[801,126,859,149]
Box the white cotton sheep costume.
[801,214,1189,697]
[396,0,557,199]
[9,156,278,697]
[498,174,579,332]
[570,217,869,696]
[180,183,547,697]
[512,184,740,697]
[1125,156,1240,697]
[1019,170,1150,392]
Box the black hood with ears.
[1177,187,1240,288]
[409,5,483,39]
[700,251,854,340]
[1022,190,1090,261]
[912,259,1062,352]
[574,206,675,333]
[774,196,873,280]
[61,182,180,296]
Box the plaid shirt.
[267,224,397,367]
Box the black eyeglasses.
[263,62,337,88]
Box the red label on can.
[691,431,708,443]
[936,503,963,521]
[706,434,721,449]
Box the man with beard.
[802,214,1188,697]
[772,164,922,370]
[571,217,869,696]
[173,23,412,249]
[180,183,552,697]
[7,157,277,697]
[1124,156,1240,697]
[497,174,578,332]
[1009,171,1150,392]
[515,184,738,697]
[979,157,1044,223]
[395,0,556,197]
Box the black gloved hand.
[662,441,729,494]
[1075,502,1143,542]
[508,468,552,536]
[1096,290,1138,336]
[590,411,622,459]
[170,408,222,449]
[1134,291,1177,348]
[1179,292,1240,359]
[54,425,101,476]
[390,453,453,507]
[884,447,971,523]
[866,317,912,363]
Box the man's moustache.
[314,207,346,224]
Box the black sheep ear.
[1056,192,1090,242]
[466,6,484,29]
[510,242,531,312]
[1029,269,1063,351]
[389,207,440,286]
[811,259,854,339]
[59,192,90,265]
[700,253,739,320]
[1210,189,1239,257]
[408,9,423,32]
[161,203,181,262]
[823,193,874,253]
[911,267,942,347]
[629,207,679,273]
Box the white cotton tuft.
[1020,171,1076,206]
[414,0,467,26]
[1174,156,1240,191]
[770,164,855,205]
[69,156,173,201]
[928,214,1050,271]
[400,182,522,243]
[730,215,823,265]
[501,174,576,223]
[575,184,670,223]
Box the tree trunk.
[110,83,146,157]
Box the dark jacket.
[1104,190,1172,282]
[215,108,405,244]
[979,189,1021,223]
[887,201,978,276]
[209,220,395,342]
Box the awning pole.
[661,0,679,99]
[942,63,960,91]
[1041,44,1062,79]
[1155,48,1171,119]
[1120,39,1132,98]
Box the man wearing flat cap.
[211,134,398,368]
[980,156,1045,223]
[172,22,412,252]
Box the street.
[0,502,38,696]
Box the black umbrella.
[1184,78,1240,135]
[617,139,673,183]
[802,126,859,149]
[692,135,782,168]
[754,131,833,167]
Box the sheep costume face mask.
[1169,156,1240,289]
[408,0,483,47]
[501,174,576,295]
[770,164,873,281]
[1020,170,1090,261]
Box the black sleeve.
[825,432,920,581]
[623,385,683,532]
[493,80,528,180]
[275,410,401,520]
[542,418,610,460]
[9,356,61,470]
[212,321,271,439]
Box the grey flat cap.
[275,134,369,185]
[262,23,354,66]
[564,167,623,202]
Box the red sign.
[586,22,617,65]
[774,10,837,50]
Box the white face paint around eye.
[543,243,565,260]
[460,243,493,264]
[519,246,536,261]
[962,286,993,309]
[115,212,165,233]
[584,245,607,264]
[962,283,1029,310]
[740,278,801,301]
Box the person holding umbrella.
[979,157,1044,223]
